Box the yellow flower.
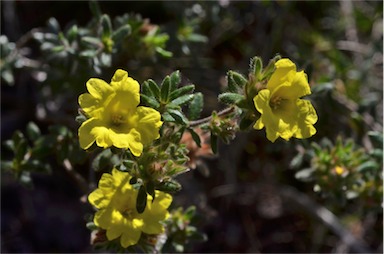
[88,168,172,248]
[78,69,163,156]
[253,58,318,142]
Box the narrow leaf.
[140,94,160,109]
[188,92,203,120]
[147,79,160,98]
[170,70,181,91]
[169,84,195,100]
[112,24,131,43]
[211,133,218,154]
[170,94,194,106]
[218,92,244,105]
[188,128,201,147]
[136,185,147,213]
[160,76,171,103]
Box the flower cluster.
[78,69,163,156]
[80,56,318,251]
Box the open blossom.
[78,69,162,156]
[253,58,318,142]
[88,168,172,248]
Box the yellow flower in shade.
[78,69,163,156]
[88,168,172,248]
[253,58,318,142]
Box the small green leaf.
[26,122,41,142]
[295,168,315,182]
[112,24,131,43]
[170,70,181,91]
[146,181,156,202]
[160,76,171,103]
[170,84,195,100]
[136,185,147,213]
[218,92,244,105]
[188,92,203,120]
[47,17,60,33]
[162,112,175,122]
[66,24,78,43]
[81,36,102,47]
[155,47,173,58]
[100,14,113,38]
[239,116,254,131]
[168,109,189,125]
[188,128,201,147]
[140,94,160,109]
[147,79,160,98]
[170,94,194,106]
[89,0,102,19]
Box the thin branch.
[63,158,89,194]
[189,106,235,127]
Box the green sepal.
[169,84,195,101]
[188,92,203,120]
[160,76,171,103]
[232,72,247,87]
[218,92,244,105]
[136,185,147,214]
[157,179,182,193]
[250,56,263,80]
[261,54,281,81]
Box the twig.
[63,158,89,194]
[189,106,235,127]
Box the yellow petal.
[120,227,141,248]
[135,106,163,145]
[293,100,318,139]
[139,191,172,234]
[110,69,140,107]
[88,188,110,209]
[267,58,296,93]
[107,128,143,156]
[78,118,100,149]
[253,89,271,114]
[92,126,114,148]
[86,78,114,100]
[272,71,311,100]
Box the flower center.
[120,207,135,218]
[269,96,285,111]
[111,112,127,126]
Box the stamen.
[269,96,284,110]
[111,113,126,126]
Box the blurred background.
[1,1,382,253]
